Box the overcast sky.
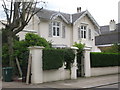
[0,0,119,26]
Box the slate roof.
[36,9,71,23]
[72,11,86,22]
[95,23,120,45]
[36,9,93,24]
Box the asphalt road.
[88,82,120,89]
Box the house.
[17,7,101,52]
[95,20,120,51]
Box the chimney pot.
[77,7,81,13]
[109,19,116,31]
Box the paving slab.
[2,74,120,89]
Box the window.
[80,25,87,38]
[52,21,60,36]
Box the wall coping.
[28,46,45,49]
[84,47,92,51]
[71,46,78,50]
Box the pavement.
[2,74,120,89]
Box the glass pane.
[57,28,60,36]
[81,26,83,29]
[84,31,86,38]
[84,26,86,30]
[57,22,60,26]
[53,27,56,36]
[53,22,56,25]
[81,31,83,38]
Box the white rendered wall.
[91,66,120,76]
[43,69,70,82]
[38,17,73,47]
[73,15,99,52]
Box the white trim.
[50,13,69,24]
[22,29,37,33]
[97,44,113,47]
[73,10,100,29]
[70,14,72,23]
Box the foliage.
[2,33,51,68]
[13,40,29,67]
[1,0,43,67]
[2,44,9,67]
[63,49,75,69]
[102,44,120,53]
[25,33,50,48]
[90,52,120,67]
[73,42,85,53]
[73,42,85,69]
[43,49,64,70]
[42,48,75,70]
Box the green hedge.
[43,49,64,70]
[42,49,75,70]
[90,52,120,67]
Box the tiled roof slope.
[36,9,86,23]
[95,23,120,45]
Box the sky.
[0,0,119,26]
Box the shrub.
[25,33,50,48]
[43,49,64,70]
[90,52,120,67]
[63,49,75,69]
[73,42,85,69]
[42,48,75,70]
[2,44,9,67]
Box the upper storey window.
[80,25,87,39]
[52,21,60,36]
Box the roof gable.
[36,9,100,29]
[50,13,69,24]
[73,10,100,29]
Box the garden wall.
[91,66,120,76]
[90,52,120,76]
[43,68,70,82]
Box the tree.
[1,0,44,67]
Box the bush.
[2,44,9,67]
[42,48,75,70]
[43,49,64,70]
[90,52,120,67]
[25,33,50,48]
[63,49,75,69]
[73,42,85,69]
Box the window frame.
[52,21,61,37]
[80,25,87,39]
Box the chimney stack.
[109,19,116,31]
[77,7,81,13]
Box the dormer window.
[52,21,60,36]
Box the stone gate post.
[84,47,91,77]
[28,46,44,84]
[71,47,78,79]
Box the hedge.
[90,52,120,67]
[42,48,75,70]
[42,49,64,70]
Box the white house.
[18,8,101,52]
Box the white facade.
[18,9,101,52]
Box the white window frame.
[80,25,87,39]
[52,21,61,37]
